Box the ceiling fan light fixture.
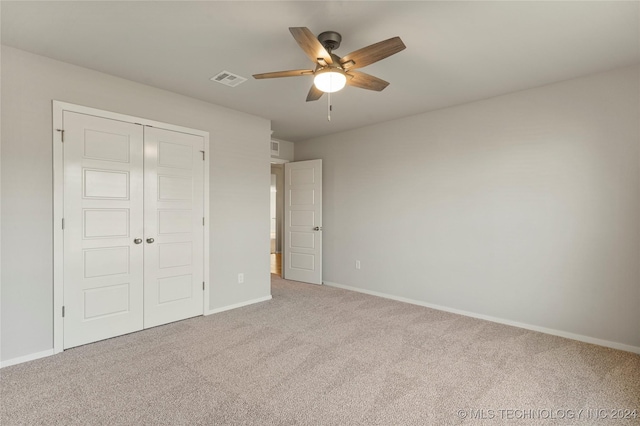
[253,27,406,102]
[314,68,347,93]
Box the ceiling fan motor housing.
[318,31,342,51]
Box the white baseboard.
[205,295,272,315]
[323,281,640,355]
[2,295,273,368]
[1,349,55,368]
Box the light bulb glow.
[314,69,347,93]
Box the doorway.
[269,159,323,284]
[270,163,284,276]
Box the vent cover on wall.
[210,71,247,87]
[271,140,280,156]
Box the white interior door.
[284,160,322,284]
[143,127,204,328]
[62,110,206,349]
[63,111,144,349]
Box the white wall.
[1,46,272,362]
[295,65,640,351]
[271,139,294,162]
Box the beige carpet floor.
[1,275,639,425]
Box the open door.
[283,160,322,284]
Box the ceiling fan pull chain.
[328,91,331,121]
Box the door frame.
[52,101,210,354]
[270,159,289,273]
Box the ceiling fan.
[253,27,406,102]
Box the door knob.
[313,226,322,231]
[146,238,155,244]
[134,238,143,244]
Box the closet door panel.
[63,112,144,349]
[143,127,204,328]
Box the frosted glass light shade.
[314,69,347,93]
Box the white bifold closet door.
[63,111,204,349]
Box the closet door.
[63,112,144,349]
[143,127,204,328]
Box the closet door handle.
[134,238,143,244]
[146,238,155,244]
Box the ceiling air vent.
[210,71,247,87]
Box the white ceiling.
[2,1,638,142]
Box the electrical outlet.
[238,273,244,284]
[355,260,361,270]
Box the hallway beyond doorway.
[270,253,282,276]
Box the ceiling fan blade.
[290,27,333,65]
[340,37,406,70]
[347,71,390,91]
[253,69,314,79]
[306,84,324,102]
